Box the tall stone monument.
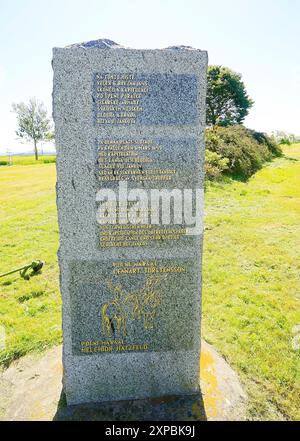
[53,39,207,405]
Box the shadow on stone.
[53,390,207,421]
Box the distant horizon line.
[0,151,56,156]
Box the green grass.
[203,143,300,420]
[0,155,56,166]
[0,145,300,420]
[0,163,61,366]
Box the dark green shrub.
[279,138,291,145]
[248,129,282,157]
[0,161,8,166]
[206,125,280,179]
[43,158,56,163]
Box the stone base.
[0,341,246,421]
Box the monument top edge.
[65,39,122,49]
[54,38,205,52]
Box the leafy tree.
[272,130,300,145]
[206,65,254,126]
[12,98,53,160]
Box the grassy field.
[0,161,61,366]
[0,155,56,166]
[0,147,300,420]
[203,143,300,420]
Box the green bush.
[43,158,56,164]
[279,138,292,145]
[206,125,281,180]
[249,129,282,157]
[205,150,229,180]
[0,160,8,166]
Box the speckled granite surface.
[53,39,207,405]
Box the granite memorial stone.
[52,39,207,405]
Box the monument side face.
[53,41,207,405]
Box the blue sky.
[0,0,299,154]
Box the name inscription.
[93,73,198,126]
[70,259,199,355]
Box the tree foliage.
[206,65,254,127]
[12,98,53,160]
[272,130,300,145]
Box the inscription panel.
[70,258,199,355]
[98,137,198,187]
[96,136,199,248]
[93,73,198,126]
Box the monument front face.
[53,41,207,405]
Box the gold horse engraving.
[101,276,161,337]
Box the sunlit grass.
[203,143,300,420]
[0,163,61,367]
[0,155,56,166]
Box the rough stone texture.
[0,342,247,421]
[0,347,63,421]
[200,341,247,421]
[66,39,122,49]
[52,39,207,405]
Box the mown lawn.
[203,144,300,420]
[0,162,61,365]
[0,155,56,166]
[0,147,300,420]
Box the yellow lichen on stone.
[200,347,223,418]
